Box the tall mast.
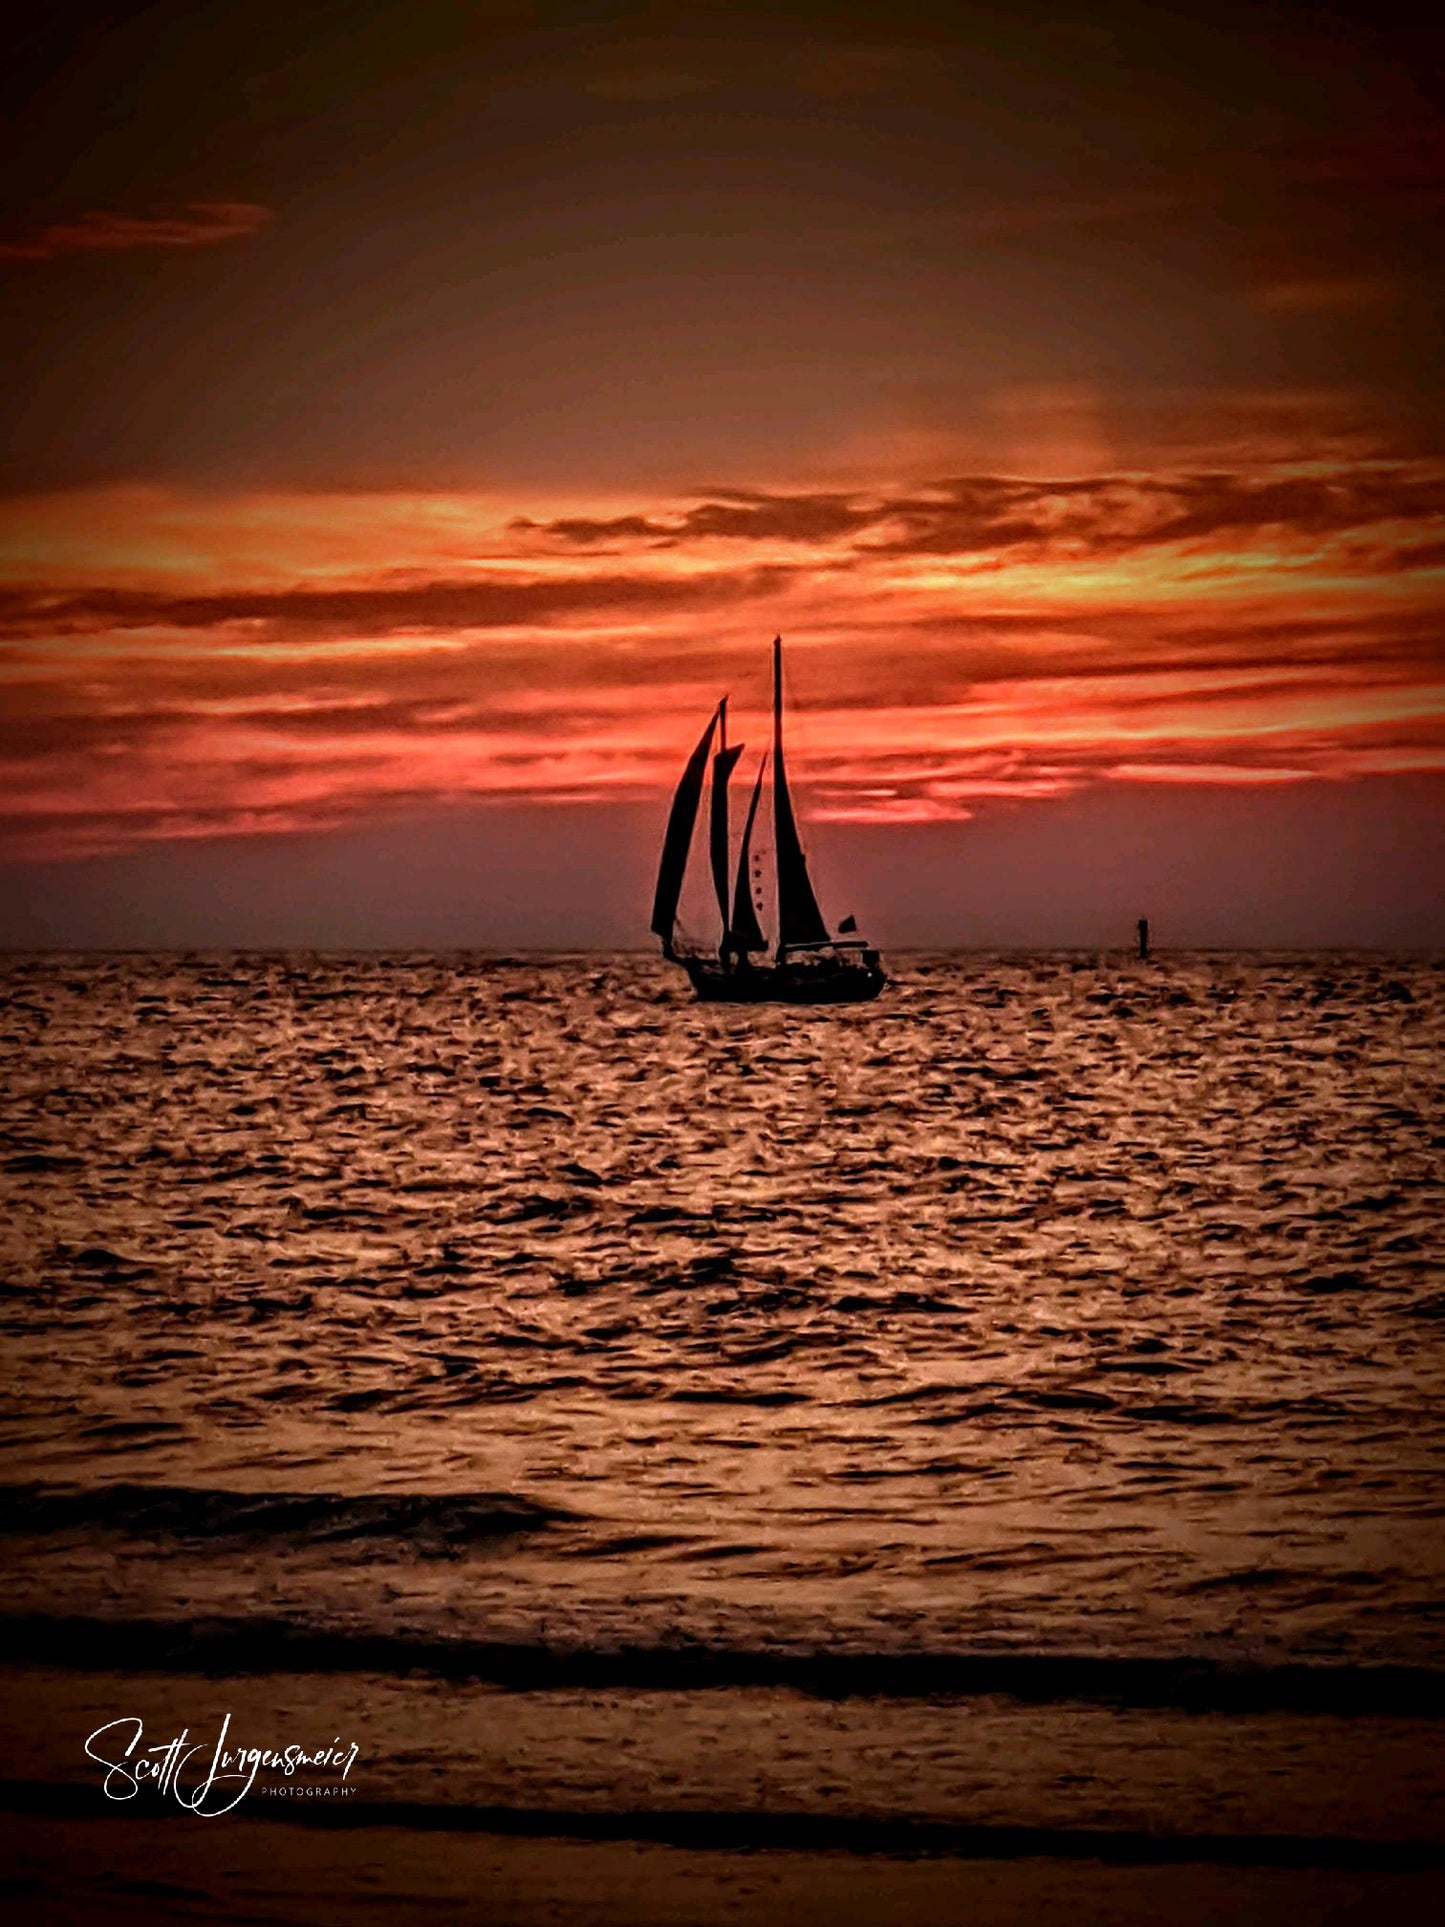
[771,636,782,935]
[772,634,781,760]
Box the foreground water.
[1,950,1442,1900]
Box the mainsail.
[770,635,830,950]
[730,753,769,953]
[650,703,720,949]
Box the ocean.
[1,949,1442,1923]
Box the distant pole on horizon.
[1137,916,1150,960]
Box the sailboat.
[651,636,887,1004]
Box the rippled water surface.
[3,948,1441,1687]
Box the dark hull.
[681,958,886,1005]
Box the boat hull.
[680,957,886,1005]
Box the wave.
[0,1482,569,1548]
[5,1612,1442,1716]
[0,1778,1439,1867]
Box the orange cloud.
[0,203,273,263]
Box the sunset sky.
[2,0,1442,947]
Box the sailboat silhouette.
[651,637,887,1004]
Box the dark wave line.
[0,1779,1439,1869]
[5,1614,1443,1716]
[0,1482,569,1545]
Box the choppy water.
[2,950,1443,1870]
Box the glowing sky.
[2,2,1442,945]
